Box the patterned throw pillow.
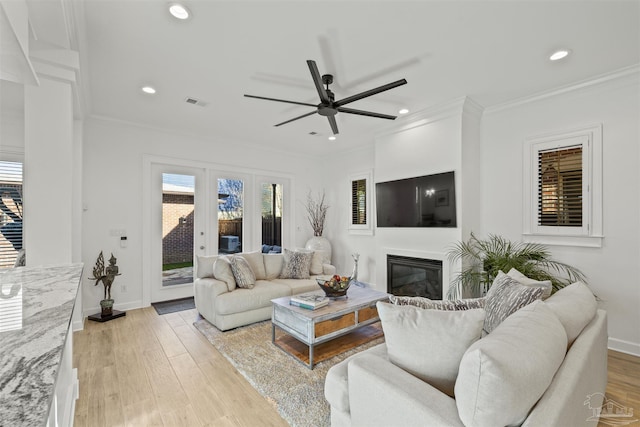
[483,271,544,334]
[279,249,313,279]
[389,295,486,311]
[229,255,256,289]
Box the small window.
[349,171,373,235]
[523,124,602,247]
[0,161,23,268]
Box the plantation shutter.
[0,161,23,268]
[538,146,582,227]
[351,179,366,225]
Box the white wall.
[481,71,640,355]
[81,117,322,314]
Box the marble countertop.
[0,263,83,427]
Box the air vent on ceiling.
[184,97,207,107]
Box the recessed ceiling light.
[398,108,409,115]
[141,86,156,94]
[549,49,571,61]
[169,3,190,20]
[328,136,336,141]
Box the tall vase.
[305,236,332,264]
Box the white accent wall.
[480,71,640,355]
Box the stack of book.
[289,292,329,310]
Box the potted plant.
[447,233,585,298]
[304,190,331,262]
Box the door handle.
[200,246,205,250]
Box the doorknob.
[200,246,205,250]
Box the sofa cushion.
[544,281,597,346]
[239,251,267,280]
[279,249,313,279]
[455,300,567,427]
[483,271,544,334]
[377,302,485,397]
[263,253,284,279]
[507,267,553,299]
[230,255,256,289]
[213,256,236,291]
[309,250,327,275]
[270,278,319,295]
[389,295,486,311]
[214,280,290,315]
[196,255,217,279]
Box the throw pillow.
[544,281,597,346]
[196,255,218,279]
[455,300,567,427]
[229,255,256,289]
[377,301,485,397]
[263,253,284,280]
[507,267,553,299]
[213,256,236,292]
[239,251,267,280]
[483,271,544,334]
[279,249,313,279]
[309,250,327,275]
[389,295,486,310]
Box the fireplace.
[387,255,443,299]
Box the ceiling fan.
[244,60,407,135]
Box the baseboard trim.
[72,318,84,332]
[83,300,145,319]
[608,337,640,357]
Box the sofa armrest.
[322,263,337,276]
[348,354,464,427]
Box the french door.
[150,164,205,303]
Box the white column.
[23,56,78,266]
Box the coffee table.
[271,286,390,369]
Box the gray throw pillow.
[279,249,313,279]
[213,256,236,291]
[483,271,544,334]
[389,295,486,311]
[229,255,256,289]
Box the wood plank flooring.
[73,307,640,427]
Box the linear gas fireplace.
[387,255,443,299]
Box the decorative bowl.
[316,275,351,298]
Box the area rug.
[193,319,385,427]
[152,297,195,315]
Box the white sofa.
[325,281,608,427]
[194,251,336,331]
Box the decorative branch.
[305,190,329,237]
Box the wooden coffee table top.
[271,286,389,321]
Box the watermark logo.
[584,393,638,426]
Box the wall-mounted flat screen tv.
[376,171,457,228]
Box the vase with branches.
[447,233,585,298]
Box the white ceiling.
[5,1,640,156]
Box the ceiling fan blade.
[244,94,317,107]
[307,60,330,104]
[327,116,339,135]
[334,79,407,107]
[274,110,318,127]
[336,107,397,120]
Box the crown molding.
[485,64,640,114]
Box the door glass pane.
[261,183,282,252]
[218,178,243,254]
[162,173,194,286]
[0,161,23,269]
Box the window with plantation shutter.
[0,161,23,268]
[352,179,366,225]
[349,171,373,235]
[538,146,582,227]
[523,124,602,247]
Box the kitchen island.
[0,264,83,427]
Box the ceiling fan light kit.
[245,60,407,135]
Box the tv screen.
[376,171,457,228]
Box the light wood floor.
[73,307,640,427]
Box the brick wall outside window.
[162,193,194,265]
